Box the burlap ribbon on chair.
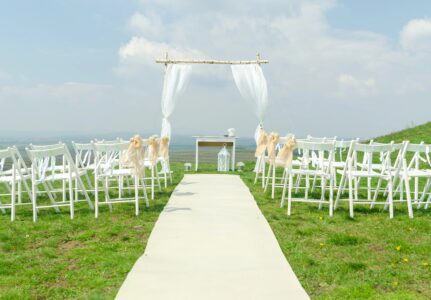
[255,128,268,158]
[267,132,280,164]
[147,135,160,166]
[123,135,146,176]
[159,136,170,161]
[275,135,297,168]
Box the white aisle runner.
[116,174,309,300]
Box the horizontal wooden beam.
[155,59,269,65]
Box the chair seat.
[291,169,329,177]
[356,163,385,170]
[337,169,386,178]
[0,173,31,183]
[110,168,134,176]
[328,161,345,168]
[0,168,29,175]
[405,169,431,177]
[39,169,87,182]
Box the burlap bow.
[123,135,146,176]
[255,128,268,158]
[275,135,297,168]
[159,136,170,161]
[267,132,280,164]
[147,135,160,166]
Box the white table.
[193,136,237,171]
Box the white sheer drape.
[231,64,268,143]
[161,64,192,138]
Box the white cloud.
[127,12,162,37]
[400,18,431,51]
[113,2,428,137]
[117,37,205,75]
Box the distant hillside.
[374,122,431,144]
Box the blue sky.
[0,0,430,138]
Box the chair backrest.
[10,146,30,173]
[72,142,95,169]
[334,139,359,163]
[306,135,337,143]
[351,142,405,174]
[0,148,15,175]
[94,138,124,144]
[26,145,76,181]
[295,141,336,171]
[29,143,63,150]
[404,142,431,170]
[93,142,130,175]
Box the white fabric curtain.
[231,64,268,143]
[161,64,192,138]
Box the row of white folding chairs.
[0,139,171,221]
[256,137,431,218]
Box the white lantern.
[184,162,192,172]
[217,144,231,172]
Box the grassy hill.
[374,122,431,144]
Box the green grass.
[0,171,184,299]
[373,121,431,144]
[1,159,430,299]
[239,164,431,299]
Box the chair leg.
[151,167,155,200]
[424,193,431,209]
[95,176,99,218]
[62,179,66,202]
[254,157,261,184]
[348,175,354,218]
[103,178,112,212]
[271,164,276,199]
[319,176,326,210]
[371,178,382,209]
[329,175,334,217]
[17,181,22,205]
[404,176,413,218]
[119,176,123,199]
[287,172,293,216]
[69,177,74,220]
[417,178,431,208]
[367,177,371,200]
[388,180,394,219]
[335,172,346,210]
[32,182,37,222]
[11,181,16,221]
[140,178,149,207]
[264,164,271,192]
[280,169,288,208]
[135,175,139,216]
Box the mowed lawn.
[240,161,431,299]
[0,171,184,299]
[1,160,430,299]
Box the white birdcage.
[217,144,231,172]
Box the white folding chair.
[93,142,148,218]
[264,135,290,199]
[156,136,172,189]
[335,142,412,219]
[26,145,93,222]
[142,137,162,200]
[0,148,33,221]
[397,142,431,209]
[281,140,336,216]
[72,141,95,191]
